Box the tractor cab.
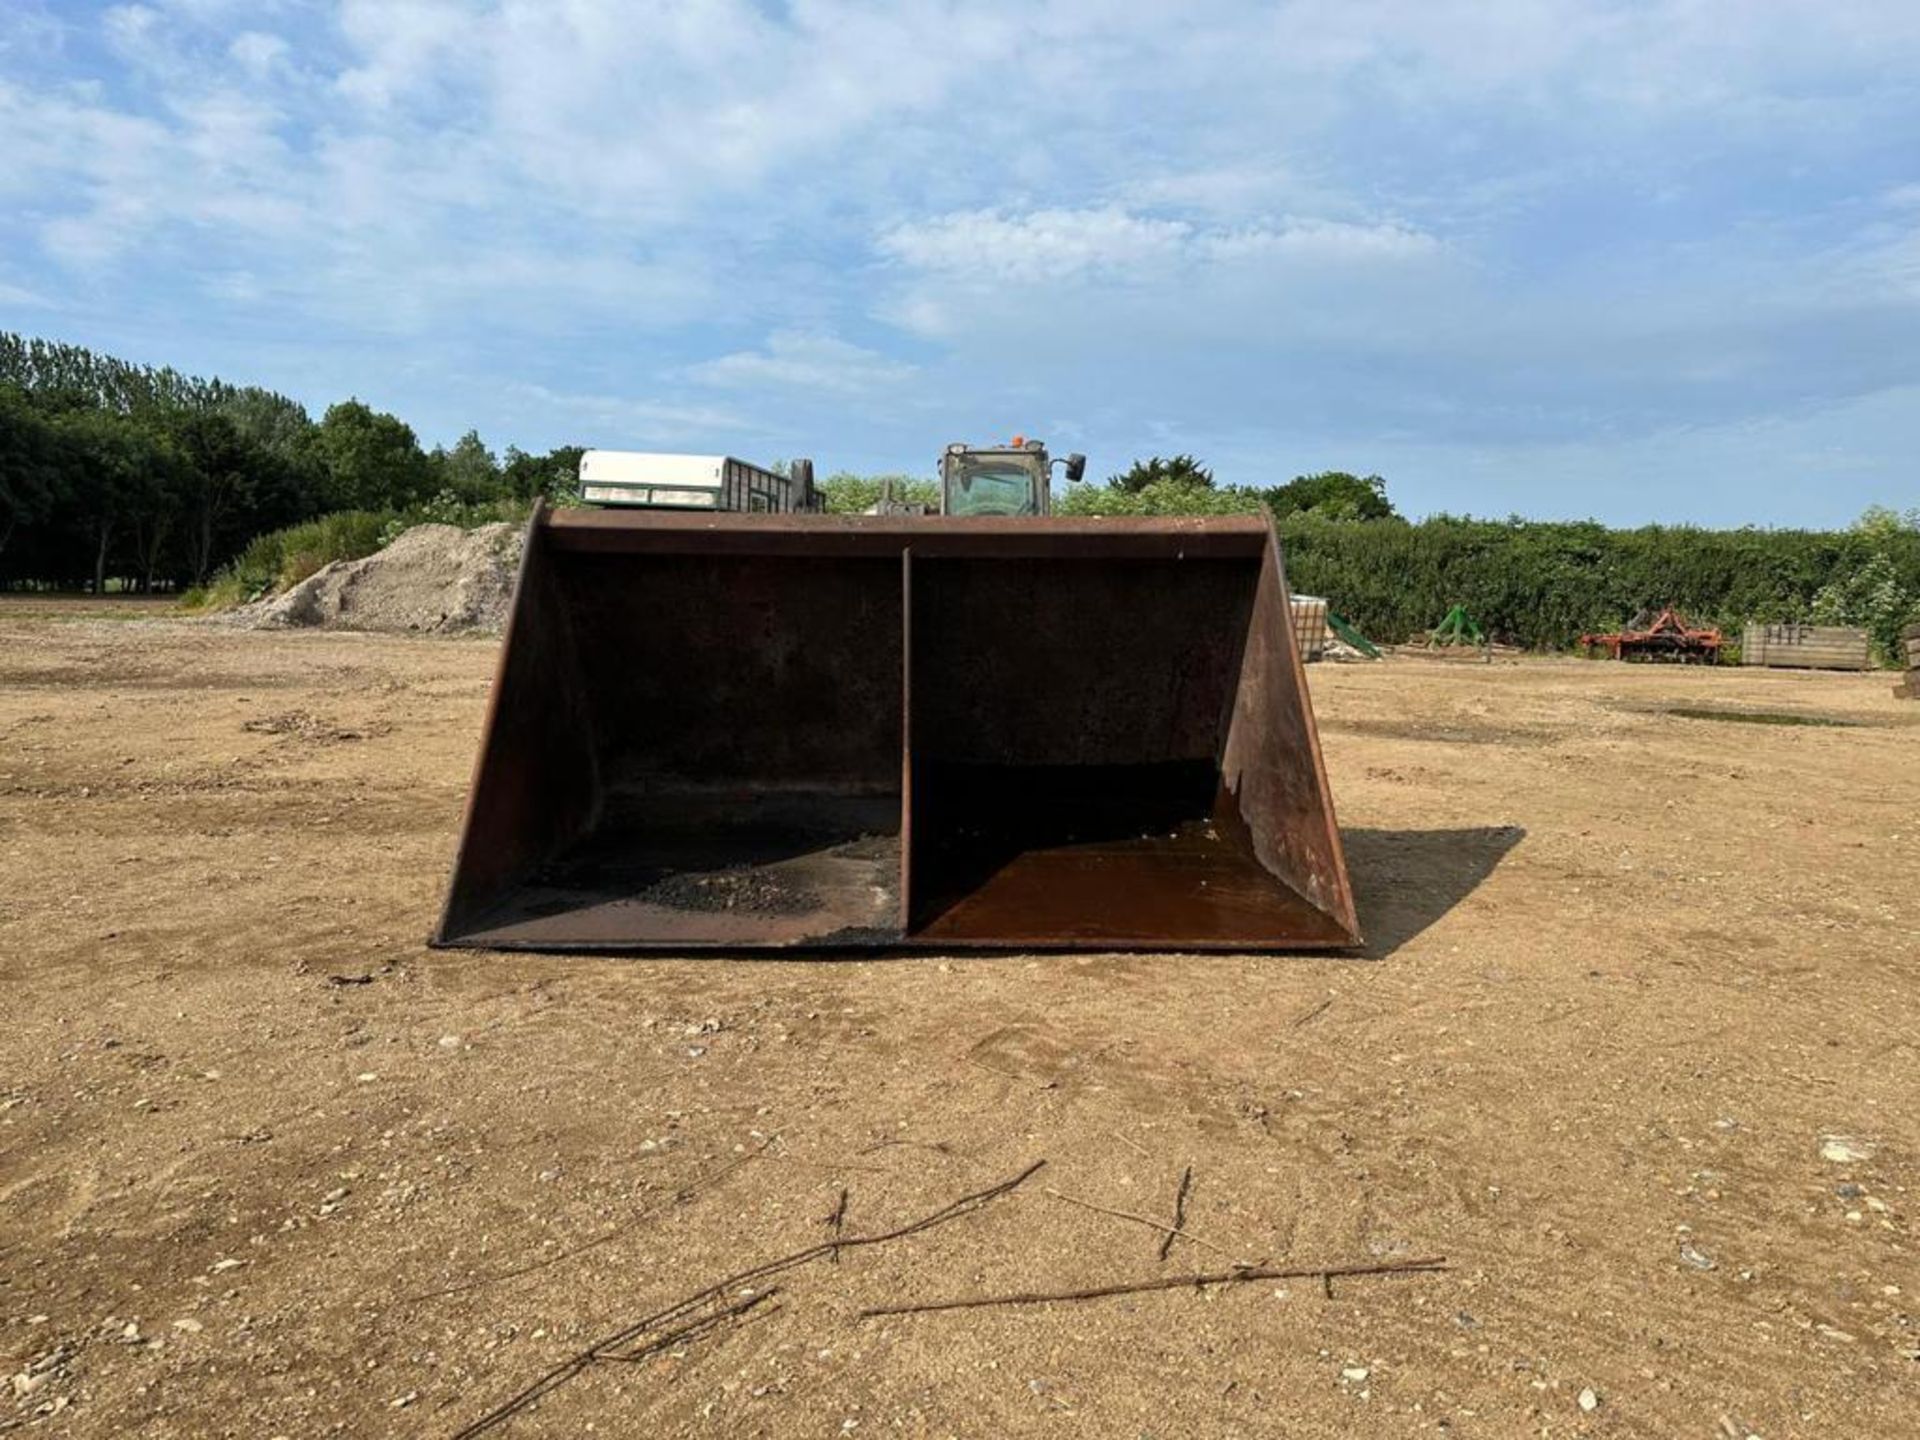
[938,438,1085,517]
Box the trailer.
[578,451,820,513]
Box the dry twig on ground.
[825,1187,849,1262]
[452,1158,1047,1440]
[860,1256,1447,1318]
[855,1137,954,1157]
[592,1288,781,1362]
[1157,1165,1194,1262]
[1291,996,1334,1028]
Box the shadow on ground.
[1343,826,1526,958]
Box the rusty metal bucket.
[432,504,1360,951]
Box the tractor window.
[946,460,1040,517]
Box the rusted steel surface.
[541,508,1274,559]
[436,499,602,942]
[1215,526,1359,936]
[899,549,916,927]
[433,508,1360,952]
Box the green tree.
[501,444,587,502]
[163,410,271,584]
[0,334,328,588]
[1262,471,1397,521]
[430,429,504,502]
[125,433,187,592]
[52,410,156,593]
[0,385,62,556]
[1108,454,1214,493]
[313,399,432,511]
[218,386,317,461]
[1810,507,1920,664]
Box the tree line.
[5,334,1912,657]
[0,333,580,593]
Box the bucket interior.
[444,550,905,947]
[906,557,1352,946]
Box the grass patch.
[1664,707,1857,728]
[181,511,391,612]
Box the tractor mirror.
[1064,453,1087,484]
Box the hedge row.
[1055,482,1919,652]
[1271,513,1920,651]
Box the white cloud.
[102,5,161,55]
[690,332,915,395]
[875,206,1449,344]
[228,30,289,80]
[510,382,755,446]
[1198,219,1442,263]
[879,209,1192,284]
[1863,226,1920,300]
[333,0,467,109]
[321,0,1027,216]
[1,83,174,262]
[880,207,1441,286]
[14,0,1915,319]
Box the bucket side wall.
[436,514,602,941]
[1218,527,1361,942]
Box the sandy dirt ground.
[3,598,1917,1440]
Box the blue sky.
[2,0,1917,525]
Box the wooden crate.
[1742,623,1871,671]
[1291,595,1329,662]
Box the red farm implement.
[1581,607,1723,663]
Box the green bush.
[274,512,392,588]
[375,491,531,547]
[818,473,938,513]
[1808,508,1920,664]
[181,511,390,610]
[1058,480,1265,517]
